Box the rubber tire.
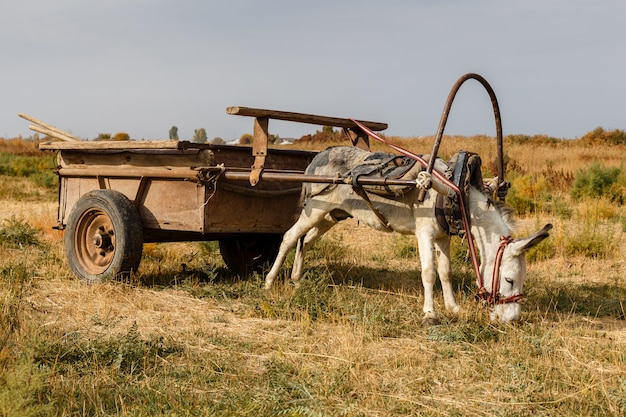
[65,190,143,283]
[219,233,282,276]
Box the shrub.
[111,132,130,141]
[239,133,253,144]
[570,162,624,204]
[564,208,619,259]
[95,133,112,141]
[580,127,626,145]
[506,173,552,215]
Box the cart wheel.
[219,233,282,276]
[65,190,143,284]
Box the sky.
[1,0,624,142]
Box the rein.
[349,119,521,306]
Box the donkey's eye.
[505,277,514,286]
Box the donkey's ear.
[510,224,553,256]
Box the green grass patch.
[0,153,57,189]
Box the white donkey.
[264,146,551,323]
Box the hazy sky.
[1,0,624,141]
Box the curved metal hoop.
[424,73,506,201]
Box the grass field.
[0,135,625,416]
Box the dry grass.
[1,137,625,416]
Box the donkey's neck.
[468,188,512,266]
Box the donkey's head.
[479,224,553,322]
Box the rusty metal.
[418,73,507,203]
[219,169,418,187]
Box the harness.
[348,153,419,231]
[349,119,523,306]
[434,150,483,237]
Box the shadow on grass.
[133,254,625,322]
[526,277,626,320]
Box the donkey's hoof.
[448,305,460,314]
[421,313,441,326]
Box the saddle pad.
[348,152,419,197]
[361,152,418,178]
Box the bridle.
[476,235,526,306]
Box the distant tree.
[192,128,207,143]
[322,125,334,135]
[95,133,111,141]
[239,133,253,145]
[169,126,179,140]
[210,137,226,145]
[111,132,130,141]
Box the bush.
[506,173,553,215]
[570,162,625,204]
[111,132,130,141]
[580,127,626,145]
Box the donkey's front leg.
[434,236,459,314]
[416,232,440,325]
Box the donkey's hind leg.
[264,207,330,289]
[291,214,338,285]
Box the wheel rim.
[74,208,116,275]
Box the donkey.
[264,146,552,323]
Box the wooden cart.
[29,108,387,282]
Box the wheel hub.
[92,226,114,252]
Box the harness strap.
[434,194,450,235]
[351,182,393,231]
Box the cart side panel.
[203,186,302,233]
[139,179,204,232]
[59,176,205,232]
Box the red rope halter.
[476,235,525,305]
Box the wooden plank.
[29,124,80,143]
[39,140,184,151]
[250,116,269,186]
[58,149,215,169]
[18,113,82,141]
[58,166,199,180]
[226,106,388,131]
